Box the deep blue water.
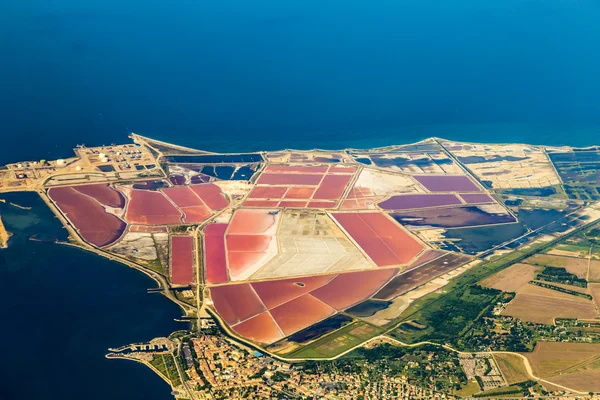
[1,0,600,164]
[1,1,600,399]
[0,193,183,399]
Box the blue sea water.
[1,0,600,164]
[0,193,183,400]
[1,1,600,399]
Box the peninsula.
[2,134,600,399]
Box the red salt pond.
[257,173,323,186]
[332,212,423,266]
[306,201,337,208]
[341,198,378,210]
[251,275,336,309]
[163,186,204,208]
[278,200,308,208]
[170,236,194,285]
[227,251,277,280]
[48,186,126,247]
[248,186,288,199]
[190,184,228,210]
[181,205,212,223]
[329,166,356,174]
[242,200,280,208]
[378,193,462,210]
[231,312,283,344]
[226,235,273,252]
[265,165,329,174]
[210,284,266,325]
[348,187,375,199]
[227,209,279,235]
[283,187,315,199]
[204,224,229,284]
[414,175,481,192]
[72,184,125,208]
[125,190,182,225]
[269,294,335,335]
[459,193,495,204]
[312,174,352,200]
[311,268,398,310]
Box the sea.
[0,0,600,399]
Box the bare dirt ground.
[479,263,541,293]
[441,141,561,189]
[589,283,600,311]
[353,168,422,196]
[502,284,598,324]
[588,260,600,282]
[251,210,373,280]
[523,342,600,392]
[493,353,530,385]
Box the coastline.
[0,214,11,248]
[3,135,600,397]
[38,188,194,317]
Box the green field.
[286,321,383,359]
[149,354,182,387]
[453,379,481,397]
[391,284,502,346]
[472,381,537,398]
[388,217,600,347]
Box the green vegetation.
[312,343,468,393]
[528,280,593,299]
[391,285,503,348]
[536,266,587,287]
[144,258,167,275]
[543,221,600,258]
[286,321,383,359]
[171,225,195,234]
[396,244,545,327]
[453,379,482,397]
[472,380,537,398]
[461,313,536,352]
[390,216,600,352]
[585,227,600,244]
[149,354,182,387]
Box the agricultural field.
[590,284,600,310]
[480,263,541,293]
[493,353,531,385]
[501,286,598,324]
[524,254,590,279]
[523,342,600,392]
[284,321,383,359]
[481,261,599,324]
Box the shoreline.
[3,135,600,397]
[0,214,11,249]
